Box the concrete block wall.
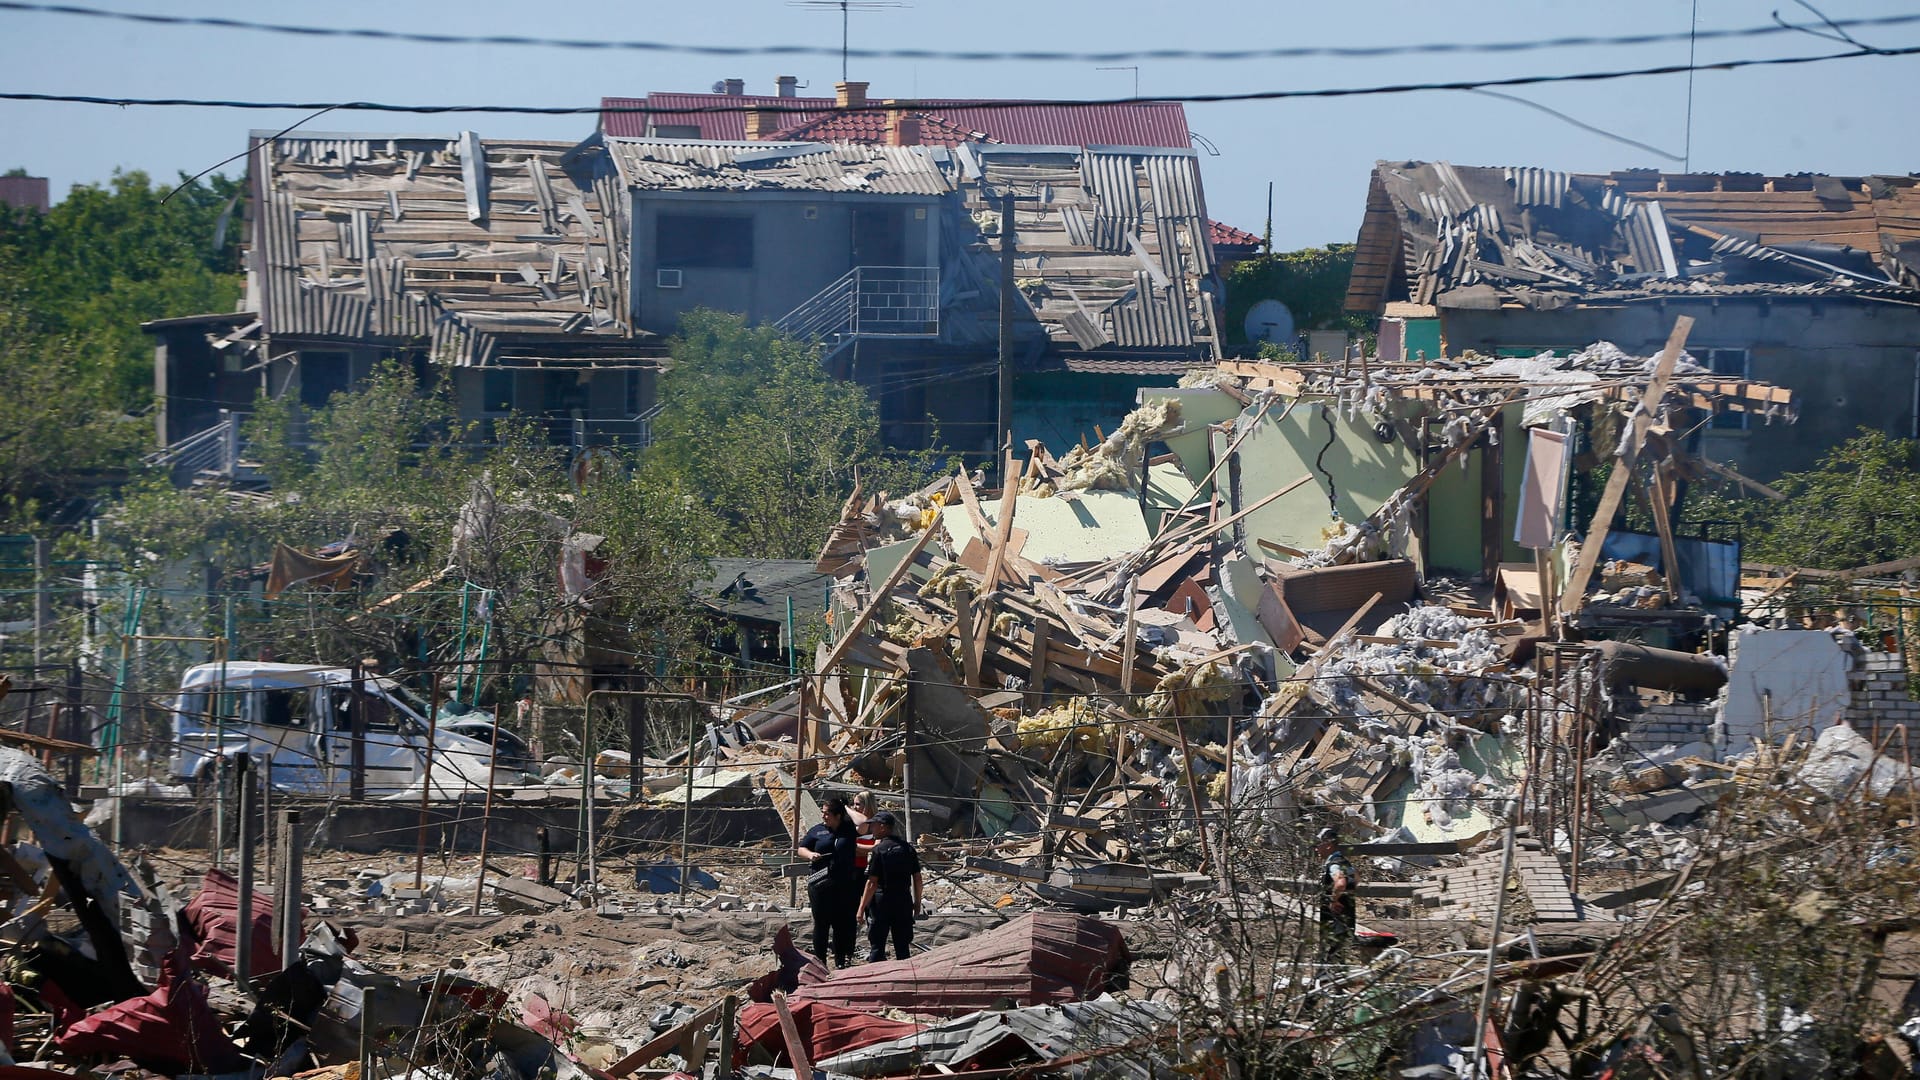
[1845,650,1920,760]
[1619,700,1718,753]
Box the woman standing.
[794,797,860,967]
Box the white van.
[167,662,528,797]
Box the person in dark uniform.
[855,811,923,962]
[1315,827,1357,960]
[794,797,860,967]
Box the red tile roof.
[767,108,993,147]
[1209,219,1263,250]
[601,93,1190,148]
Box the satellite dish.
[1244,298,1295,344]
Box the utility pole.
[996,192,1016,470]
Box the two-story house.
[147,131,663,481]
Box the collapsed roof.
[246,131,642,367]
[1346,161,1920,314]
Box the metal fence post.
[234,754,256,990]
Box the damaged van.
[167,662,530,797]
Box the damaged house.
[602,78,1238,451]
[1345,161,1920,477]
[147,131,658,483]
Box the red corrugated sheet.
[734,999,922,1067]
[183,867,285,978]
[55,964,245,1074]
[785,913,1129,1016]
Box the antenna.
[788,0,908,83]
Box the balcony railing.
[774,265,940,346]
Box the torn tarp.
[264,542,361,598]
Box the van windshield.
[376,680,431,721]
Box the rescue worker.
[794,797,860,967]
[855,810,923,962]
[1316,826,1357,960]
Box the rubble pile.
[11,336,1920,1078]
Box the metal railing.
[144,411,244,477]
[146,403,662,483]
[774,265,940,345]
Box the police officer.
[1316,827,1357,960]
[794,797,860,967]
[855,811,923,962]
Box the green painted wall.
[1138,386,1245,498]
[1229,400,1419,555]
[1426,403,1534,576]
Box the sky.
[2,0,1917,250]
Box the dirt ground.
[138,841,1042,1046]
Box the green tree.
[1706,429,1920,571]
[100,366,719,697]
[643,310,939,558]
[0,169,242,523]
[1221,244,1373,352]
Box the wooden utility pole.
[996,192,1017,466]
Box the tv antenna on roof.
[788,0,909,83]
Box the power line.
[2,44,1914,117]
[1,1,1916,64]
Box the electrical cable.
[2,1,1915,64]
[3,43,1917,116]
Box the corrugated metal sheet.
[965,149,1217,358]
[606,138,954,195]
[247,133,632,366]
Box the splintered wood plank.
[1559,317,1693,614]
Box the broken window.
[1704,349,1751,430]
[254,688,312,728]
[656,214,754,270]
[482,369,515,413]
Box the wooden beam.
[817,524,940,677]
[1025,615,1052,710]
[1558,316,1693,615]
[1649,465,1684,604]
[953,584,981,688]
[772,992,813,1079]
[607,999,726,1077]
[980,449,1021,591]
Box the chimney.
[835,81,868,109]
[722,78,745,96]
[745,106,775,141]
[888,108,921,147]
[776,75,798,98]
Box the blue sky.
[2,0,1916,249]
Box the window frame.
[655,213,755,270]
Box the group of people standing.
[793,792,923,968]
